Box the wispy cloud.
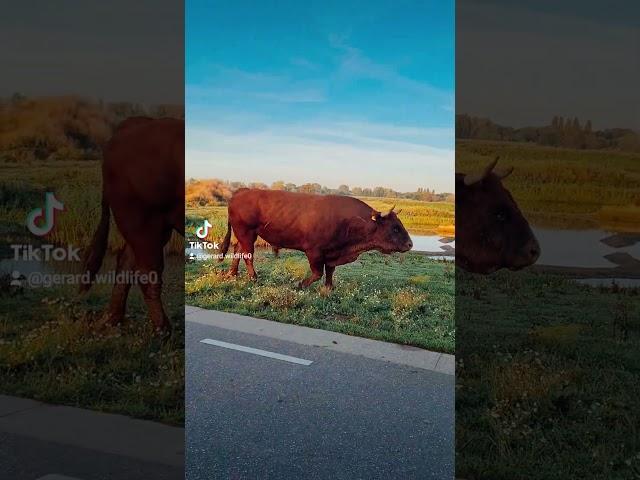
[328,34,454,109]
[187,65,326,104]
[186,119,454,192]
[290,57,320,70]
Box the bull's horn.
[496,166,514,180]
[463,156,500,186]
[396,208,403,215]
[381,204,396,217]
[371,210,381,221]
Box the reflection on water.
[410,235,455,255]
[534,228,640,268]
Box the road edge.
[186,306,455,375]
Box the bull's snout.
[509,237,540,271]
[523,238,540,265]
[407,239,413,250]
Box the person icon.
[10,270,22,287]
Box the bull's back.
[103,118,184,209]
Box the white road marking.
[200,338,313,366]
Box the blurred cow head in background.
[456,157,540,274]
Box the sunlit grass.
[186,250,454,353]
[457,139,640,229]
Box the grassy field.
[357,197,454,235]
[186,249,454,353]
[456,270,640,479]
[0,160,184,424]
[0,160,182,252]
[457,139,640,230]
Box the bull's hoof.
[100,311,124,328]
[248,275,258,282]
[153,320,172,338]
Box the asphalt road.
[186,317,454,480]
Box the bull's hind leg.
[227,243,241,277]
[235,229,258,280]
[103,243,135,326]
[130,228,172,332]
[299,251,324,288]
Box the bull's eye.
[496,211,507,222]
[393,226,400,233]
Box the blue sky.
[186,0,454,192]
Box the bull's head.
[456,157,540,274]
[370,205,413,254]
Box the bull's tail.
[79,192,110,293]
[219,220,232,262]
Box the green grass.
[0,257,184,425]
[186,250,454,353]
[456,270,640,479]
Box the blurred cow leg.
[299,251,324,288]
[103,243,135,326]
[324,265,336,289]
[131,227,171,332]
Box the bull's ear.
[371,210,382,222]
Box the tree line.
[456,114,640,151]
[186,178,454,207]
[253,181,451,201]
[0,94,183,162]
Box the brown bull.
[80,117,184,331]
[456,157,540,274]
[219,189,413,288]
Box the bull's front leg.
[299,251,324,288]
[324,265,336,289]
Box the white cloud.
[186,122,454,192]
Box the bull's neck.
[327,237,379,261]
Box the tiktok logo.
[26,192,64,236]
[196,219,213,239]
